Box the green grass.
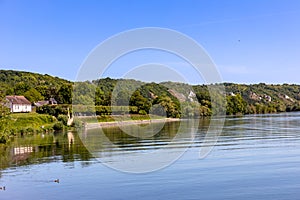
[0,113,58,143]
[0,113,164,143]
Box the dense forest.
[1,70,300,118]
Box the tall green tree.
[57,83,73,104]
[115,90,130,106]
[153,95,180,118]
[24,88,43,103]
[226,94,247,115]
[129,91,150,114]
[0,87,10,117]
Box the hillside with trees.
[1,70,300,119]
[0,70,72,104]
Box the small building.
[264,95,272,102]
[34,98,58,107]
[34,100,49,107]
[6,95,32,113]
[49,98,58,105]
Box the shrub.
[72,118,83,128]
[138,110,147,115]
[53,122,64,131]
[26,127,35,134]
[57,114,68,126]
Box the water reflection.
[67,131,75,149]
[0,131,93,171]
[1,112,300,172]
[1,113,300,199]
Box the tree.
[73,82,95,105]
[14,81,30,95]
[0,90,9,118]
[115,90,130,106]
[0,89,10,143]
[129,91,150,114]
[95,87,105,105]
[153,95,180,118]
[24,88,43,103]
[57,83,73,104]
[226,94,246,115]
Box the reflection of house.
[13,146,33,155]
[11,146,34,164]
[6,95,32,113]
[35,98,58,107]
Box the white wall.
[10,103,32,113]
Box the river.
[1,112,300,200]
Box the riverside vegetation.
[1,70,300,143]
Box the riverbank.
[0,113,66,143]
[84,117,180,129]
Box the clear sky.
[1,0,300,84]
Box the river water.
[1,112,300,200]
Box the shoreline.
[83,118,181,129]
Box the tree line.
[1,70,300,118]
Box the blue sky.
[1,0,300,84]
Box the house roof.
[6,96,31,105]
[35,100,49,107]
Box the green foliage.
[0,70,71,104]
[72,118,83,128]
[153,95,181,118]
[36,105,69,117]
[224,83,300,114]
[57,83,73,104]
[24,88,43,102]
[0,118,10,143]
[129,90,151,114]
[73,81,95,105]
[73,105,138,116]
[57,114,68,126]
[53,122,64,131]
[0,113,57,143]
[226,94,247,115]
[2,69,300,118]
[0,90,10,118]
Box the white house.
[6,96,32,113]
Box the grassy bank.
[0,113,166,143]
[76,114,165,123]
[0,113,59,143]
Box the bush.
[0,135,7,144]
[26,127,35,134]
[138,110,147,115]
[53,122,64,131]
[36,105,69,117]
[57,114,68,126]
[72,118,83,128]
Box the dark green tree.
[130,91,150,114]
[0,90,9,118]
[14,82,30,95]
[115,90,130,106]
[153,95,180,118]
[57,83,73,104]
[24,88,43,103]
[226,94,247,115]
